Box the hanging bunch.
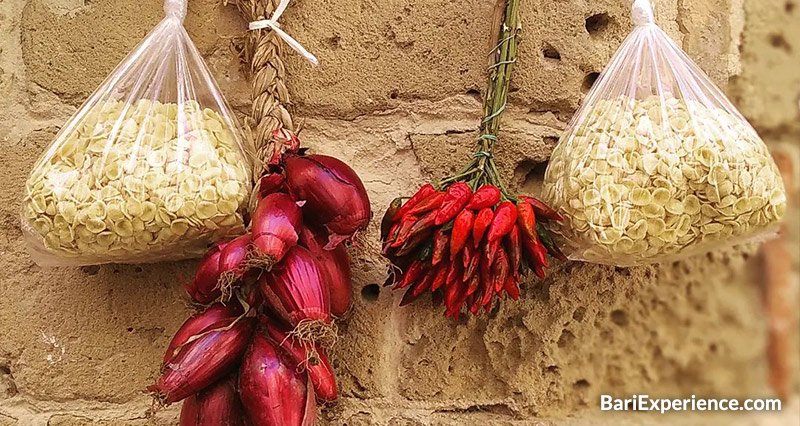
[381,0,565,318]
[149,0,371,424]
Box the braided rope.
[227,0,295,180]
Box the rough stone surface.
[0,0,798,425]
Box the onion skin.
[284,154,370,246]
[264,320,338,401]
[163,303,242,365]
[217,234,252,293]
[238,332,317,426]
[260,245,331,325]
[180,376,245,426]
[183,241,228,304]
[251,193,304,267]
[149,316,255,404]
[300,227,351,317]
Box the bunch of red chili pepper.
[381,178,566,318]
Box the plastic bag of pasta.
[542,0,786,266]
[21,0,252,266]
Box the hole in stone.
[610,309,629,327]
[582,72,600,93]
[127,327,134,332]
[81,265,100,276]
[0,366,10,375]
[709,343,718,353]
[572,306,586,321]
[769,33,792,52]
[786,1,795,13]
[545,365,560,374]
[389,89,399,99]
[574,379,591,389]
[557,329,575,348]
[542,43,561,60]
[361,284,380,302]
[543,136,559,146]
[585,13,610,35]
[515,160,549,195]
[134,266,143,273]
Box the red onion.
[264,320,338,401]
[251,193,304,269]
[149,316,255,404]
[258,173,286,199]
[182,241,229,304]
[284,154,370,248]
[260,246,331,326]
[300,227,352,317]
[163,303,241,365]
[180,376,245,426]
[238,332,316,426]
[217,234,252,298]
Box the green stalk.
[438,0,521,198]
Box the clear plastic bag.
[542,0,787,266]
[21,0,252,266]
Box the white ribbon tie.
[248,0,319,65]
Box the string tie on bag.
[249,0,319,65]
[632,0,656,27]
[163,0,187,21]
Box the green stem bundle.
[437,0,521,199]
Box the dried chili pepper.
[395,184,436,219]
[505,225,522,280]
[487,201,517,243]
[465,185,501,210]
[393,260,427,290]
[519,195,564,222]
[516,201,537,241]
[503,276,519,300]
[435,182,472,225]
[472,207,493,248]
[492,248,509,293]
[390,215,419,248]
[449,209,475,261]
[406,191,446,216]
[537,223,568,262]
[432,229,449,266]
[430,263,449,292]
[381,197,404,241]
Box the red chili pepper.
[390,215,419,248]
[445,261,463,291]
[410,266,439,298]
[492,248,509,294]
[521,235,546,279]
[434,182,472,225]
[505,225,522,280]
[503,276,520,300]
[484,238,501,268]
[480,267,494,307]
[395,184,436,219]
[444,278,467,318]
[479,248,491,297]
[381,197,404,241]
[465,185,501,210]
[382,222,402,254]
[407,209,438,238]
[393,260,427,290]
[468,293,481,316]
[463,246,480,284]
[395,232,431,257]
[519,195,564,222]
[450,209,475,261]
[472,207,493,248]
[516,201,537,242]
[487,201,517,243]
[432,229,449,266]
[461,243,473,270]
[430,262,449,292]
[465,273,480,297]
[407,191,446,216]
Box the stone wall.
[0,0,798,425]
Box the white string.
[248,0,319,65]
[631,0,656,27]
